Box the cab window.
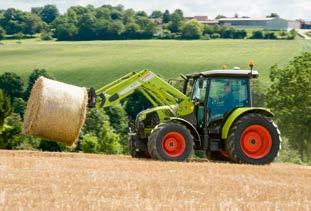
[208,78,249,119]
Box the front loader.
[88,66,281,165]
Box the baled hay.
[23,77,88,146]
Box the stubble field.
[0,150,310,210]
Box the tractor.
[88,64,281,164]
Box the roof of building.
[218,17,281,21]
[186,16,209,21]
[186,69,259,78]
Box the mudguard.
[221,107,274,139]
[168,117,201,143]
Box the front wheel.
[226,113,281,165]
[148,123,193,162]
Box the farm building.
[218,18,301,30]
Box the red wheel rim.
[240,125,272,159]
[162,132,186,157]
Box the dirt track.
[0,150,310,210]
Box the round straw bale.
[23,77,88,146]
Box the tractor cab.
[186,69,258,127]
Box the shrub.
[250,30,264,39]
[211,33,221,39]
[0,90,11,128]
[0,72,24,100]
[41,31,53,40]
[181,19,203,39]
[80,134,99,153]
[12,98,26,117]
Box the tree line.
[0,4,296,41]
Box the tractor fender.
[168,117,201,144]
[222,107,274,139]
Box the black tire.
[148,122,194,162]
[226,113,281,165]
[128,136,150,158]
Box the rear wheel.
[148,123,193,162]
[226,113,281,165]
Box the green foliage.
[0,26,5,41]
[11,134,41,150]
[0,90,11,128]
[104,105,128,134]
[24,69,53,100]
[181,19,203,39]
[39,5,59,24]
[150,10,163,19]
[80,134,99,153]
[40,30,53,40]
[52,5,156,41]
[12,98,26,117]
[203,25,247,39]
[266,52,311,162]
[215,15,226,19]
[211,33,221,39]
[0,72,24,100]
[251,80,268,107]
[82,108,123,154]
[250,30,264,39]
[0,8,43,35]
[123,91,152,120]
[39,140,61,152]
[266,13,280,18]
[162,10,170,23]
[167,10,184,33]
[0,113,22,149]
[277,138,302,164]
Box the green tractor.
[88,65,281,164]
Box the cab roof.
[186,69,259,79]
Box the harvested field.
[0,150,310,210]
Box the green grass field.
[0,39,310,88]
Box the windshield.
[208,78,250,119]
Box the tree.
[136,11,148,17]
[250,30,264,39]
[0,26,6,41]
[150,10,163,19]
[266,13,280,18]
[215,15,226,19]
[123,91,152,120]
[80,134,99,153]
[0,72,24,100]
[167,10,184,33]
[162,10,170,23]
[82,108,122,154]
[12,98,26,117]
[77,13,96,40]
[24,69,53,100]
[266,52,311,162]
[0,113,22,149]
[40,5,59,24]
[0,90,11,128]
[181,19,203,39]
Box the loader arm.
[92,70,193,116]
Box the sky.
[0,0,310,20]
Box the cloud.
[1,0,310,20]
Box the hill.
[0,39,310,88]
[0,150,310,209]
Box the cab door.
[207,78,251,121]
